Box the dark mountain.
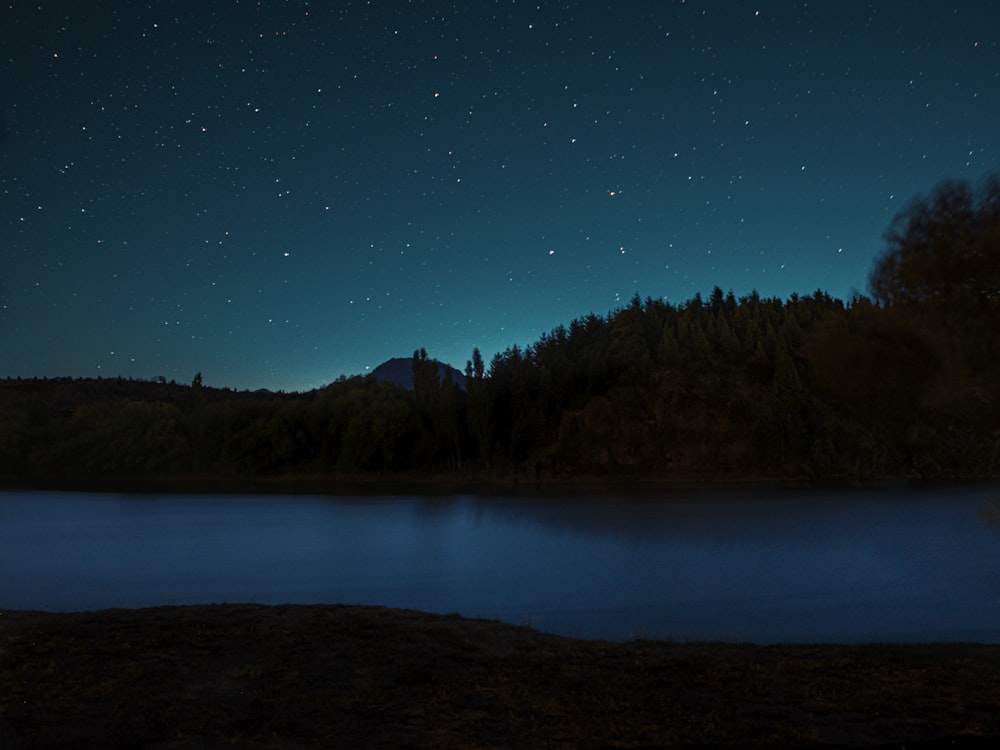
[369,357,467,391]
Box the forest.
[2,176,998,484]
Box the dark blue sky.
[3,1,998,391]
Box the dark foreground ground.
[2,604,999,750]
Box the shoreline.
[4,471,995,497]
[2,603,999,749]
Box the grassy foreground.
[2,604,999,749]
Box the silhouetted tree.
[870,175,1000,306]
[465,347,493,469]
[411,348,461,468]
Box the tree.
[870,175,1000,306]
[465,347,493,469]
[411,348,461,468]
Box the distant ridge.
[369,357,467,391]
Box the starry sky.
[3,1,999,392]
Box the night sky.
[3,2,999,392]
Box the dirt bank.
[2,604,999,749]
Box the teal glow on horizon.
[2,1,998,391]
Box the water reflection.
[1,485,998,643]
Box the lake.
[2,485,999,643]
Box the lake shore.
[2,603,999,749]
[0,470,949,497]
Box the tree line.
[2,175,998,483]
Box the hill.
[1,285,997,485]
[3,173,999,485]
[369,356,467,392]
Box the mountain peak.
[369,357,467,391]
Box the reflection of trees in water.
[460,488,1000,558]
[979,498,1000,529]
[469,490,871,547]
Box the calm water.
[2,485,999,643]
